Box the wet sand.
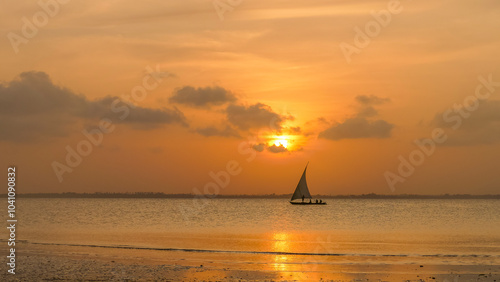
[2,242,499,281]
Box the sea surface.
[11,198,500,269]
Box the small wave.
[27,241,499,259]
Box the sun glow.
[271,134,292,148]
[274,139,288,148]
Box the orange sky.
[1,0,500,195]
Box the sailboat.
[289,163,326,205]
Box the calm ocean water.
[13,198,500,266]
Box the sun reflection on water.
[271,232,291,272]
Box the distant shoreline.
[5,192,500,199]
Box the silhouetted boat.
[289,163,326,205]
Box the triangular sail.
[290,163,312,201]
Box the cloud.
[354,95,390,118]
[356,106,378,118]
[145,70,176,80]
[226,103,291,131]
[94,96,187,127]
[355,95,390,105]
[319,95,394,140]
[267,144,288,153]
[167,85,293,138]
[0,72,87,116]
[251,142,289,153]
[319,118,394,140]
[169,86,237,107]
[0,71,187,142]
[195,125,240,138]
[431,100,500,146]
[252,143,266,152]
[288,126,301,133]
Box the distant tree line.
[3,192,500,199]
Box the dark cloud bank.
[2,72,398,151]
[0,71,186,142]
[169,85,293,138]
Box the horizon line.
[6,192,500,199]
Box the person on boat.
[302,195,304,202]
[319,199,322,204]
[309,199,312,204]
[315,199,318,204]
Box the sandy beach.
[2,241,499,281]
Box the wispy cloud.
[169,85,236,108]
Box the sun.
[274,139,288,148]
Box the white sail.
[290,163,312,201]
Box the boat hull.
[289,201,327,205]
